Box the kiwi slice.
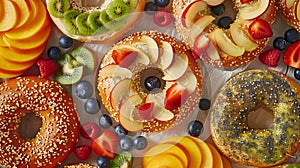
[100,9,123,31]
[64,10,81,35]
[70,47,95,74]
[48,0,70,18]
[106,0,130,20]
[122,0,137,10]
[87,11,108,33]
[110,151,133,168]
[76,13,95,36]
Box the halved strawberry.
[91,130,118,159]
[111,49,138,67]
[248,19,273,39]
[240,0,252,3]
[138,102,154,120]
[164,83,188,111]
[284,40,300,69]
[259,48,281,67]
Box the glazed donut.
[97,31,202,132]
[172,0,277,69]
[46,0,146,43]
[278,0,300,31]
[210,69,300,167]
[64,163,97,168]
[0,76,79,168]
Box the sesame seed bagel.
[0,76,79,168]
[172,0,276,69]
[97,31,202,132]
[210,69,300,167]
[64,163,97,168]
[46,0,146,43]
[278,0,300,32]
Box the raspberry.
[80,122,101,140]
[37,58,58,78]
[73,145,92,160]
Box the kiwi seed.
[63,10,82,35]
[106,0,130,20]
[48,0,70,18]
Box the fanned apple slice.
[158,41,174,70]
[206,41,220,60]
[190,15,215,41]
[115,44,150,65]
[146,92,174,121]
[203,0,225,6]
[230,22,258,52]
[99,64,132,79]
[212,28,245,57]
[110,79,132,111]
[239,0,269,20]
[139,35,159,63]
[119,94,143,132]
[163,53,188,81]
[181,0,208,28]
[177,70,197,95]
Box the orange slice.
[0,55,36,73]
[206,142,224,168]
[0,70,23,79]
[0,1,19,32]
[10,0,31,28]
[189,137,213,168]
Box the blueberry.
[99,114,113,128]
[294,69,300,80]
[218,16,233,29]
[119,136,133,151]
[114,124,128,137]
[198,98,211,110]
[84,98,100,114]
[144,2,158,15]
[210,4,225,16]
[133,136,148,150]
[273,37,287,51]
[188,120,203,137]
[145,76,161,91]
[75,80,93,99]
[59,35,73,49]
[97,156,110,168]
[47,46,62,60]
[155,0,170,7]
[284,28,299,43]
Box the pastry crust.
[278,0,300,32]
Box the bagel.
[46,0,146,43]
[0,76,79,168]
[172,0,276,69]
[278,0,300,31]
[210,69,300,167]
[64,163,97,168]
[97,31,202,132]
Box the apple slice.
[189,137,213,168]
[286,0,296,8]
[119,94,143,132]
[0,0,19,32]
[115,44,150,65]
[163,53,188,81]
[145,154,184,168]
[146,93,174,121]
[190,15,215,41]
[99,64,132,79]
[296,0,300,21]
[110,79,132,111]
[181,0,208,28]
[212,28,245,57]
[203,0,225,6]
[177,70,197,95]
[193,33,211,58]
[206,41,221,60]
[139,35,159,63]
[239,0,269,20]
[230,22,258,52]
[158,41,174,70]
[206,143,224,168]
[11,0,30,28]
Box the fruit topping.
[163,53,188,81]
[145,76,161,92]
[84,98,100,114]
[99,64,132,79]
[273,37,287,51]
[153,10,173,27]
[188,120,204,137]
[112,49,138,68]
[284,28,299,43]
[92,130,118,159]
[59,35,73,49]
[210,3,225,16]
[181,0,208,28]
[97,156,110,168]
[37,58,58,78]
[133,136,148,150]
[70,47,95,74]
[240,0,253,4]
[193,33,210,57]
[47,46,62,60]
[75,80,93,99]
[64,10,81,35]
[164,83,188,111]
[259,48,281,67]
[106,0,130,20]
[47,0,70,18]
[99,114,113,129]
[139,35,159,63]
[110,79,132,110]
[239,0,269,20]
[73,145,92,160]
[110,151,133,168]
[87,11,108,33]
[198,98,211,110]
[100,9,123,31]
[155,0,170,7]
[248,19,273,40]
[138,102,154,120]
[119,136,133,151]
[284,40,300,68]
[80,122,101,140]
[114,124,128,138]
[122,0,137,10]
[294,68,300,80]
[159,41,174,69]
[218,16,233,29]
[144,2,158,15]
[190,15,215,41]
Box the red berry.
[165,83,189,111]
[153,10,172,27]
[248,19,273,40]
[37,58,58,78]
[284,40,300,69]
[138,102,154,120]
[240,0,252,3]
[92,130,118,159]
[80,122,101,140]
[73,145,92,160]
[259,48,281,67]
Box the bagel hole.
[18,112,42,140]
[211,1,237,27]
[247,106,274,129]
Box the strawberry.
[165,83,189,111]
[37,58,58,78]
[248,19,273,40]
[91,130,118,159]
[240,0,252,3]
[111,49,138,67]
[153,10,173,27]
[80,122,101,140]
[284,40,300,69]
[138,102,154,120]
[73,145,92,160]
[259,48,281,67]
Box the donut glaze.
[210,70,300,167]
[278,0,300,32]
[0,76,79,168]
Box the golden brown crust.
[0,76,79,168]
[278,0,300,32]
[97,31,203,132]
[64,163,98,168]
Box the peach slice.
[221,154,232,168]
[190,15,215,41]
[10,0,30,28]
[119,94,143,132]
[99,64,132,79]
[189,137,213,168]
[145,153,184,168]
[206,143,224,168]
[161,136,202,168]
[146,92,174,121]
[230,22,258,52]
[116,45,150,65]
[110,79,132,111]
[139,35,159,63]
[143,143,189,168]
[158,41,174,70]
[0,1,4,21]
[0,70,23,79]
[0,55,35,73]
[0,1,19,32]
[203,0,225,6]
[0,33,7,47]
[177,70,197,95]
[163,53,188,81]
[296,0,300,21]
[239,0,269,20]
[286,0,296,8]
[181,0,208,28]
